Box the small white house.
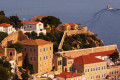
[0,23,16,34]
[21,21,46,35]
[9,60,16,73]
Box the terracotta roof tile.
[57,71,82,78]
[19,39,52,46]
[74,55,105,65]
[0,23,12,27]
[29,16,47,21]
[21,21,39,25]
[90,50,117,56]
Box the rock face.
[62,34,104,51]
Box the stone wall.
[1,30,28,48]
[57,45,117,58]
[58,27,94,51]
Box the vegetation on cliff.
[0,32,8,43]
[36,16,62,28]
[63,34,104,51]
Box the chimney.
[22,18,25,21]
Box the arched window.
[10,52,12,56]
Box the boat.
[107,5,113,10]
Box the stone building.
[55,45,120,80]
[19,39,53,75]
[58,23,78,31]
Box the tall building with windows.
[20,39,53,75]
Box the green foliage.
[41,16,62,28]
[0,31,8,43]
[25,31,37,39]
[0,56,12,80]
[22,53,34,74]
[21,70,29,80]
[109,52,119,63]
[0,15,11,24]
[0,11,22,28]
[25,30,63,53]
[63,34,104,51]
[9,42,24,52]
[9,16,22,28]
[23,53,29,69]
[0,11,5,16]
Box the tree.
[9,16,22,28]
[0,56,12,80]
[21,70,29,80]
[41,16,62,28]
[0,15,11,24]
[9,42,24,52]
[23,53,29,69]
[0,32,8,43]
[109,52,119,63]
[31,31,37,39]
[0,11,5,16]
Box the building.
[58,23,78,31]
[0,23,16,34]
[19,39,53,75]
[55,45,120,80]
[29,15,47,21]
[57,71,84,80]
[21,21,46,35]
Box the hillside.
[63,34,104,51]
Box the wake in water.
[84,7,120,27]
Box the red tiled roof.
[57,71,82,78]
[0,23,12,27]
[29,15,47,21]
[19,39,52,46]
[74,55,105,65]
[59,23,78,27]
[0,53,4,56]
[90,50,117,56]
[21,21,39,25]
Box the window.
[44,48,45,51]
[93,68,95,71]
[104,74,105,77]
[30,48,32,52]
[34,57,36,61]
[46,56,48,59]
[50,55,51,58]
[102,66,103,70]
[96,67,97,71]
[10,52,12,56]
[44,56,45,60]
[24,48,26,52]
[91,68,92,72]
[40,49,41,52]
[40,29,42,31]
[40,57,41,60]
[34,49,36,52]
[104,66,106,69]
[50,47,51,50]
[85,69,87,72]
[30,26,32,28]
[88,69,89,72]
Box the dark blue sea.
[1,0,120,50]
